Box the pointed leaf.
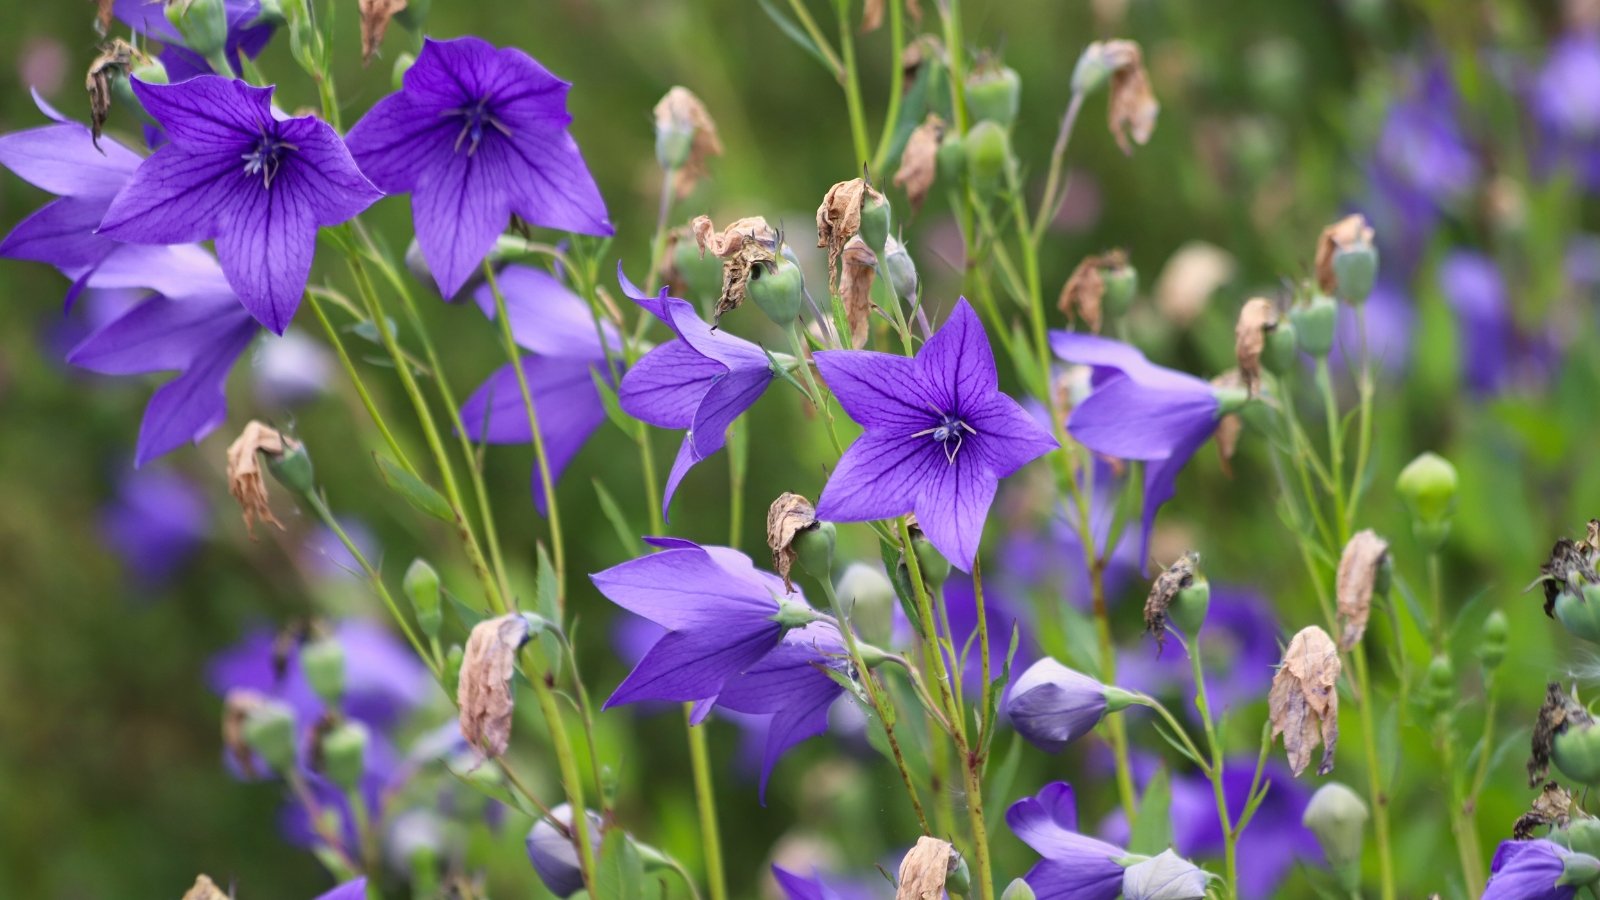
[374,453,454,522]
[1128,767,1172,854]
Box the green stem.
[973,557,994,744]
[1436,712,1485,895]
[1132,694,1210,780]
[868,0,907,174]
[940,0,969,133]
[526,661,599,895]
[306,293,417,476]
[783,0,846,77]
[1315,358,1348,544]
[1351,645,1396,900]
[837,1,873,166]
[685,705,729,900]
[1428,552,1445,652]
[1190,637,1237,897]
[1030,91,1087,244]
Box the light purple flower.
[1004,658,1116,754]
[617,266,777,519]
[527,804,603,898]
[253,329,333,408]
[815,299,1057,571]
[1122,850,1209,900]
[1440,251,1512,394]
[1008,781,1128,900]
[1052,332,1222,568]
[460,265,616,514]
[100,465,209,585]
[1533,33,1600,189]
[1332,279,1415,377]
[313,879,367,900]
[772,865,881,900]
[1484,839,1588,900]
[345,37,611,299]
[113,0,276,79]
[1374,66,1479,212]
[98,76,381,333]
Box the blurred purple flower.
[1332,279,1415,377]
[299,519,379,583]
[1533,33,1600,189]
[99,76,380,333]
[460,265,617,514]
[1052,332,1222,568]
[313,879,367,900]
[618,266,776,520]
[280,730,400,855]
[100,465,208,585]
[1484,839,1588,900]
[113,0,276,79]
[773,865,882,900]
[1117,587,1278,715]
[1374,67,1479,212]
[253,329,333,409]
[1440,251,1512,394]
[1008,781,1127,900]
[816,299,1056,571]
[346,37,611,298]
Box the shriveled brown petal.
[1208,370,1245,476]
[1233,298,1278,396]
[458,614,533,758]
[182,875,230,900]
[1058,250,1127,334]
[1514,781,1575,839]
[95,0,115,31]
[895,836,956,900]
[817,179,882,289]
[222,689,268,780]
[691,215,778,322]
[655,87,723,199]
[1101,39,1159,155]
[840,236,878,349]
[87,39,138,149]
[1530,682,1594,786]
[1144,551,1197,652]
[894,115,945,213]
[226,421,294,538]
[861,0,884,31]
[1537,533,1598,617]
[358,0,407,64]
[767,492,818,592]
[1336,530,1388,651]
[1269,625,1341,776]
[1314,214,1375,295]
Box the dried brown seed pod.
[654,87,723,199]
[1233,298,1279,396]
[767,492,819,592]
[893,114,945,213]
[226,421,296,538]
[1335,530,1389,651]
[1144,551,1198,651]
[1269,625,1341,776]
[1314,214,1375,295]
[839,236,878,349]
[458,614,534,759]
[895,836,957,900]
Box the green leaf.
[1376,699,1401,792]
[882,538,922,634]
[590,368,634,435]
[595,826,646,900]
[756,0,836,74]
[1128,767,1172,854]
[1150,721,1204,770]
[593,479,643,556]
[984,732,1025,812]
[373,453,454,522]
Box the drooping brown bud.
[767,492,819,592]
[839,236,878,349]
[1233,298,1278,396]
[1269,625,1341,777]
[1057,250,1129,334]
[895,836,957,900]
[654,87,723,199]
[1087,40,1159,155]
[87,39,138,149]
[1536,525,1600,617]
[894,115,945,214]
[1336,530,1389,651]
[1531,682,1594,786]
[817,178,885,289]
[691,215,778,322]
[181,874,230,900]
[226,421,297,538]
[1514,781,1575,839]
[1315,214,1375,295]
[1144,551,1197,651]
[358,0,407,63]
[1210,369,1245,476]
[458,614,533,759]
[221,689,269,779]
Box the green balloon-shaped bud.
[966,64,1022,129]
[1289,294,1338,359]
[265,440,315,496]
[300,636,346,707]
[1332,242,1379,306]
[793,520,837,582]
[1264,319,1298,375]
[1423,653,1455,716]
[318,721,369,791]
[1554,719,1600,785]
[1302,782,1368,893]
[242,701,297,773]
[1101,263,1139,320]
[859,189,892,254]
[1557,818,1600,858]
[1396,452,1458,525]
[167,0,229,57]
[404,558,443,639]
[936,133,967,184]
[964,121,1010,198]
[1556,586,1600,644]
[1001,878,1037,900]
[1170,579,1210,636]
[748,255,805,325]
[1479,609,1508,671]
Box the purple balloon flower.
[460,265,617,514]
[100,464,209,585]
[815,299,1057,571]
[113,0,276,80]
[98,76,381,333]
[1004,658,1117,754]
[1533,33,1600,189]
[1484,839,1590,900]
[1007,781,1128,900]
[593,538,810,708]
[313,879,367,900]
[345,37,612,299]
[1052,332,1224,568]
[772,865,881,900]
[617,267,777,519]
[1440,251,1512,394]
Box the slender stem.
[783,0,846,77]
[1436,712,1485,895]
[525,657,599,894]
[1092,561,1139,820]
[1428,552,1445,652]
[1132,694,1210,780]
[1030,91,1086,244]
[940,0,969,134]
[1470,672,1498,798]
[1344,306,1375,532]
[972,557,994,744]
[727,422,746,546]
[306,293,417,476]
[684,706,729,900]
[837,2,873,167]
[1316,358,1347,544]
[1190,638,1237,897]
[287,769,361,874]
[869,0,907,174]
[1351,645,1396,900]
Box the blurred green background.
[0,0,1597,897]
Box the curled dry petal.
[1210,370,1245,476]
[1514,781,1575,839]
[1095,39,1159,154]
[95,0,114,31]
[840,236,878,349]
[1335,530,1388,651]
[1058,250,1127,334]
[1531,682,1594,786]
[894,114,945,213]
[1537,524,1600,617]
[691,215,778,322]
[458,614,533,758]
[1233,298,1278,396]
[767,492,819,592]
[358,0,408,64]
[87,39,138,149]
[1315,214,1375,295]
[817,178,882,289]
[1269,625,1341,776]
[226,421,294,538]
[182,875,230,900]
[655,87,723,199]
[1145,551,1197,652]
[895,836,957,900]
[861,0,885,31]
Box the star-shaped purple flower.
[459,265,617,514]
[617,266,777,520]
[815,298,1057,571]
[1052,332,1232,569]
[345,37,612,299]
[1008,781,1128,900]
[98,76,381,334]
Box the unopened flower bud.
[1122,849,1209,900]
[747,254,805,324]
[391,52,416,91]
[964,120,1010,197]
[316,720,369,791]
[242,700,297,773]
[1004,657,1133,753]
[885,234,919,300]
[1423,653,1455,716]
[526,805,604,898]
[1071,43,1113,95]
[1171,579,1210,635]
[1480,609,1508,670]
[966,62,1022,128]
[859,187,892,253]
[265,438,315,496]
[793,521,837,583]
[1565,852,1600,887]
[1315,214,1378,305]
[300,636,345,706]
[1263,318,1298,374]
[404,558,443,638]
[1555,717,1600,785]
[1557,585,1600,644]
[836,563,894,644]
[1397,452,1458,526]
[131,55,169,86]
[1101,260,1138,319]
[1001,879,1037,900]
[1302,782,1368,892]
[1289,294,1338,358]
[910,532,951,594]
[1559,819,1600,858]
[936,133,967,184]
[166,0,229,57]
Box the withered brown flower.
[654,87,723,199]
[1335,530,1388,651]
[839,236,878,349]
[87,39,139,149]
[1269,625,1341,777]
[691,214,778,322]
[1083,40,1159,155]
[1233,298,1278,396]
[1144,551,1197,651]
[817,178,884,289]
[893,114,945,213]
[1314,214,1375,296]
[767,492,819,592]
[358,0,407,63]
[1058,250,1129,334]
[458,614,534,759]
[1513,781,1575,839]
[226,421,297,538]
[182,875,230,900]
[1530,682,1594,787]
[895,836,958,900]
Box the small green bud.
[859,188,892,253]
[393,0,431,29]
[1101,263,1138,319]
[300,636,346,707]
[166,0,229,57]
[910,534,951,594]
[404,558,442,639]
[1554,720,1600,785]
[1396,452,1458,525]
[945,852,972,896]
[965,64,1021,129]
[1332,243,1379,306]
[1001,879,1037,900]
[1170,579,1210,635]
[936,133,967,184]
[747,255,805,324]
[1302,782,1368,893]
[600,764,620,809]
[1561,852,1600,887]
[793,521,837,582]
[131,56,169,86]
[1479,609,1508,670]
[1071,44,1112,95]
[242,701,297,773]
[964,120,1010,198]
[1289,294,1338,358]
[317,721,369,791]
[884,234,919,301]
[1558,818,1600,858]
[444,644,465,694]
[391,52,416,91]
[1557,587,1600,644]
[836,563,895,645]
[1423,654,1455,716]
[773,595,823,630]
[1263,319,1298,374]
[266,440,316,496]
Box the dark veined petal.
[915,298,998,415]
[913,450,1000,572]
[1067,374,1217,462]
[130,76,270,152]
[620,340,721,429]
[813,348,937,433]
[815,431,944,524]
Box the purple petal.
[620,340,720,429]
[471,265,615,358]
[1067,375,1217,462]
[130,76,272,151]
[314,879,368,900]
[966,393,1058,477]
[661,435,697,521]
[211,172,320,334]
[690,364,774,459]
[915,298,997,413]
[816,432,943,523]
[97,145,241,246]
[590,545,776,630]
[1050,331,1210,393]
[912,453,999,572]
[0,121,139,196]
[605,624,782,706]
[813,349,936,431]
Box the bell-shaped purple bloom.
[772,865,881,900]
[1118,587,1279,716]
[617,267,777,519]
[345,37,611,299]
[816,299,1057,571]
[66,247,260,464]
[593,538,805,708]
[1052,332,1222,568]
[100,465,209,585]
[113,0,276,80]
[1008,781,1128,900]
[1484,839,1589,900]
[1004,658,1117,754]
[98,76,381,334]
[1533,33,1600,190]
[527,804,604,898]
[460,265,617,514]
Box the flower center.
[241,134,297,189]
[914,411,976,464]
[444,98,512,156]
